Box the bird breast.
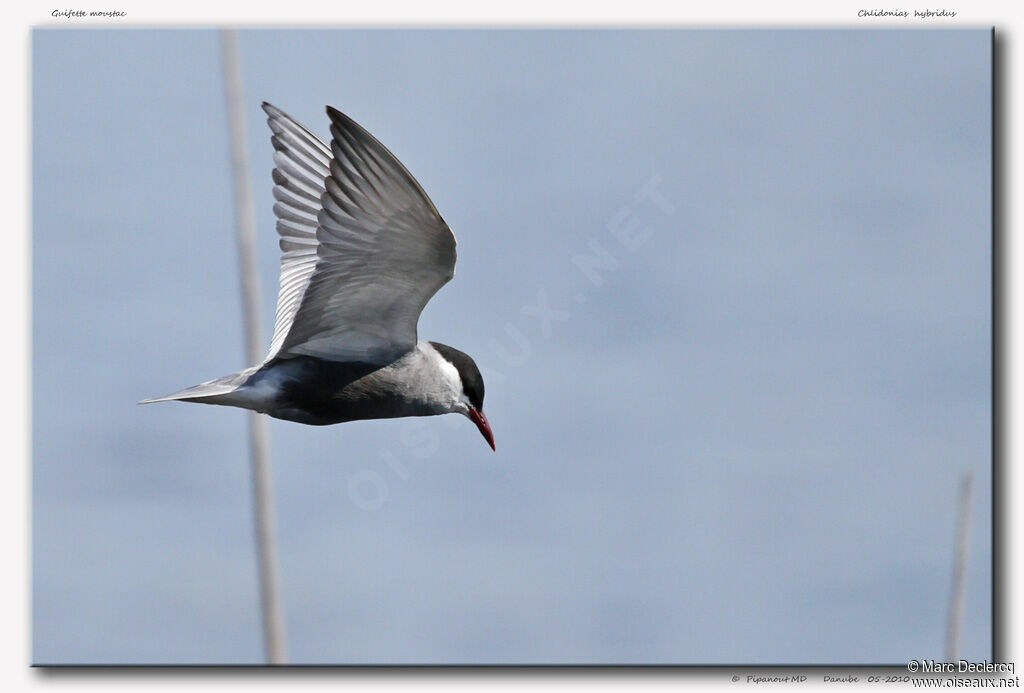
[260,342,459,426]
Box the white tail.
[138,367,259,404]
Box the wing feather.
[260,103,456,365]
[261,103,332,360]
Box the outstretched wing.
[261,103,457,365]
[261,102,332,361]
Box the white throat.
[417,341,468,414]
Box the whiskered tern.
[141,103,494,451]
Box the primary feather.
[267,104,457,366]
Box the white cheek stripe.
[438,358,463,399]
[423,341,465,405]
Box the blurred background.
[32,28,991,664]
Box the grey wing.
[261,102,332,362]
[273,106,457,364]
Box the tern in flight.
[141,103,494,451]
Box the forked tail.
[138,367,259,405]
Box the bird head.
[429,341,495,451]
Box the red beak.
[468,407,496,451]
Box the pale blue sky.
[33,28,991,664]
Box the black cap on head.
[430,341,485,411]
